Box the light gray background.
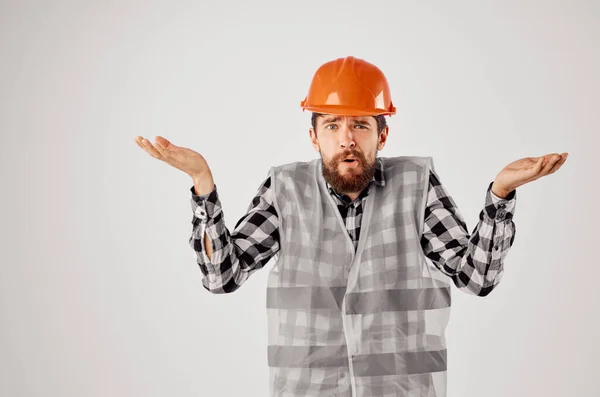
[1,1,598,396]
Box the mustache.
[334,150,364,162]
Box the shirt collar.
[325,157,386,204]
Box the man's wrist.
[192,173,215,196]
[491,182,512,199]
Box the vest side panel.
[266,160,353,397]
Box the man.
[135,56,567,396]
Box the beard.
[320,148,376,195]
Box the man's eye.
[325,125,337,130]
[354,125,366,129]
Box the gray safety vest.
[266,156,450,397]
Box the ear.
[377,126,389,151]
[309,128,320,152]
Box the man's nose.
[339,125,355,148]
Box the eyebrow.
[321,117,371,125]
[321,116,341,124]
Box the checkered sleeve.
[420,170,517,296]
[188,175,280,293]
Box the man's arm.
[189,175,280,294]
[420,169,517,297]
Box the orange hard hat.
[300,56,396,116]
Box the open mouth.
[340,158,360,168]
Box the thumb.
[531,156,544,174]
[538,155,547,167]
[155,136,174,150]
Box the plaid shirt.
[189,157,516,296]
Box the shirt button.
[497,210,505,219]
[499,203,506,208]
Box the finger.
[140,138,164,159]
[548,161,562,174]
[548,153,568,174]
[153,136,181,162]
[539,152,559,167]
[521,156,545,182]
[541,153,561,174]
[531,156,545,174]
[155,136,175,149]
[136,136,163,160]
[153,138,170,158]
[135,136,150,152]
[134,136,145,148]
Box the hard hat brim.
[300,104,396,117]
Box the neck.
[344,192,360,201]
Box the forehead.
[318,115,374,124]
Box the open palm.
[134,135,210,178]
[494,152,568,192]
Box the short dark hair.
[311,113,387,135]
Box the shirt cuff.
[190,183,222,221]
[484,181,516,221]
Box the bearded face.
[320,147,377,195]
[309,115,386,196]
